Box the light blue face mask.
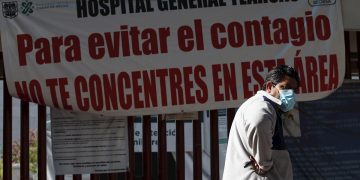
[279,89,296,112]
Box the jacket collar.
[256,90,281,106]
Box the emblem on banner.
[308,0,336,6]
[2,1,18,18]
[20,0,34,15]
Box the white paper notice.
[51,109,128,175]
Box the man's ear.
[265,81,273,93]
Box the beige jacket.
[222,91,293,180]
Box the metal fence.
[1,31,360,180]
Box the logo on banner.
[308,0,336,6]
[20,0,34,15]
[2,1,18,18]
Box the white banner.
[0,0,345,115]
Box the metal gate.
[1,31,360,180]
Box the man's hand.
[248,156,266,175]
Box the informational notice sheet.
[51,109,128,175]
[133,120,198,152]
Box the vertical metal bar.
[55,175,65,180]
[120,172,127,180]
[344,31,351,79]
[109,173,118,180]
[142,115,152,180]
[210,110,219,180]
[158,115,167,180]
[226,108,236,136]
[90,174,100,180]
[176,121,185,180]
[38,105,47,180]
[357,31,360,79]
[73,174,82,180]
[20,100,30,180]
[127,116,135,180]
[193,111,202,180]
[0,52,2,79]
[3,79,12,180]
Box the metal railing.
[1,31,360,180]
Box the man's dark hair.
[262,65,300,90]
